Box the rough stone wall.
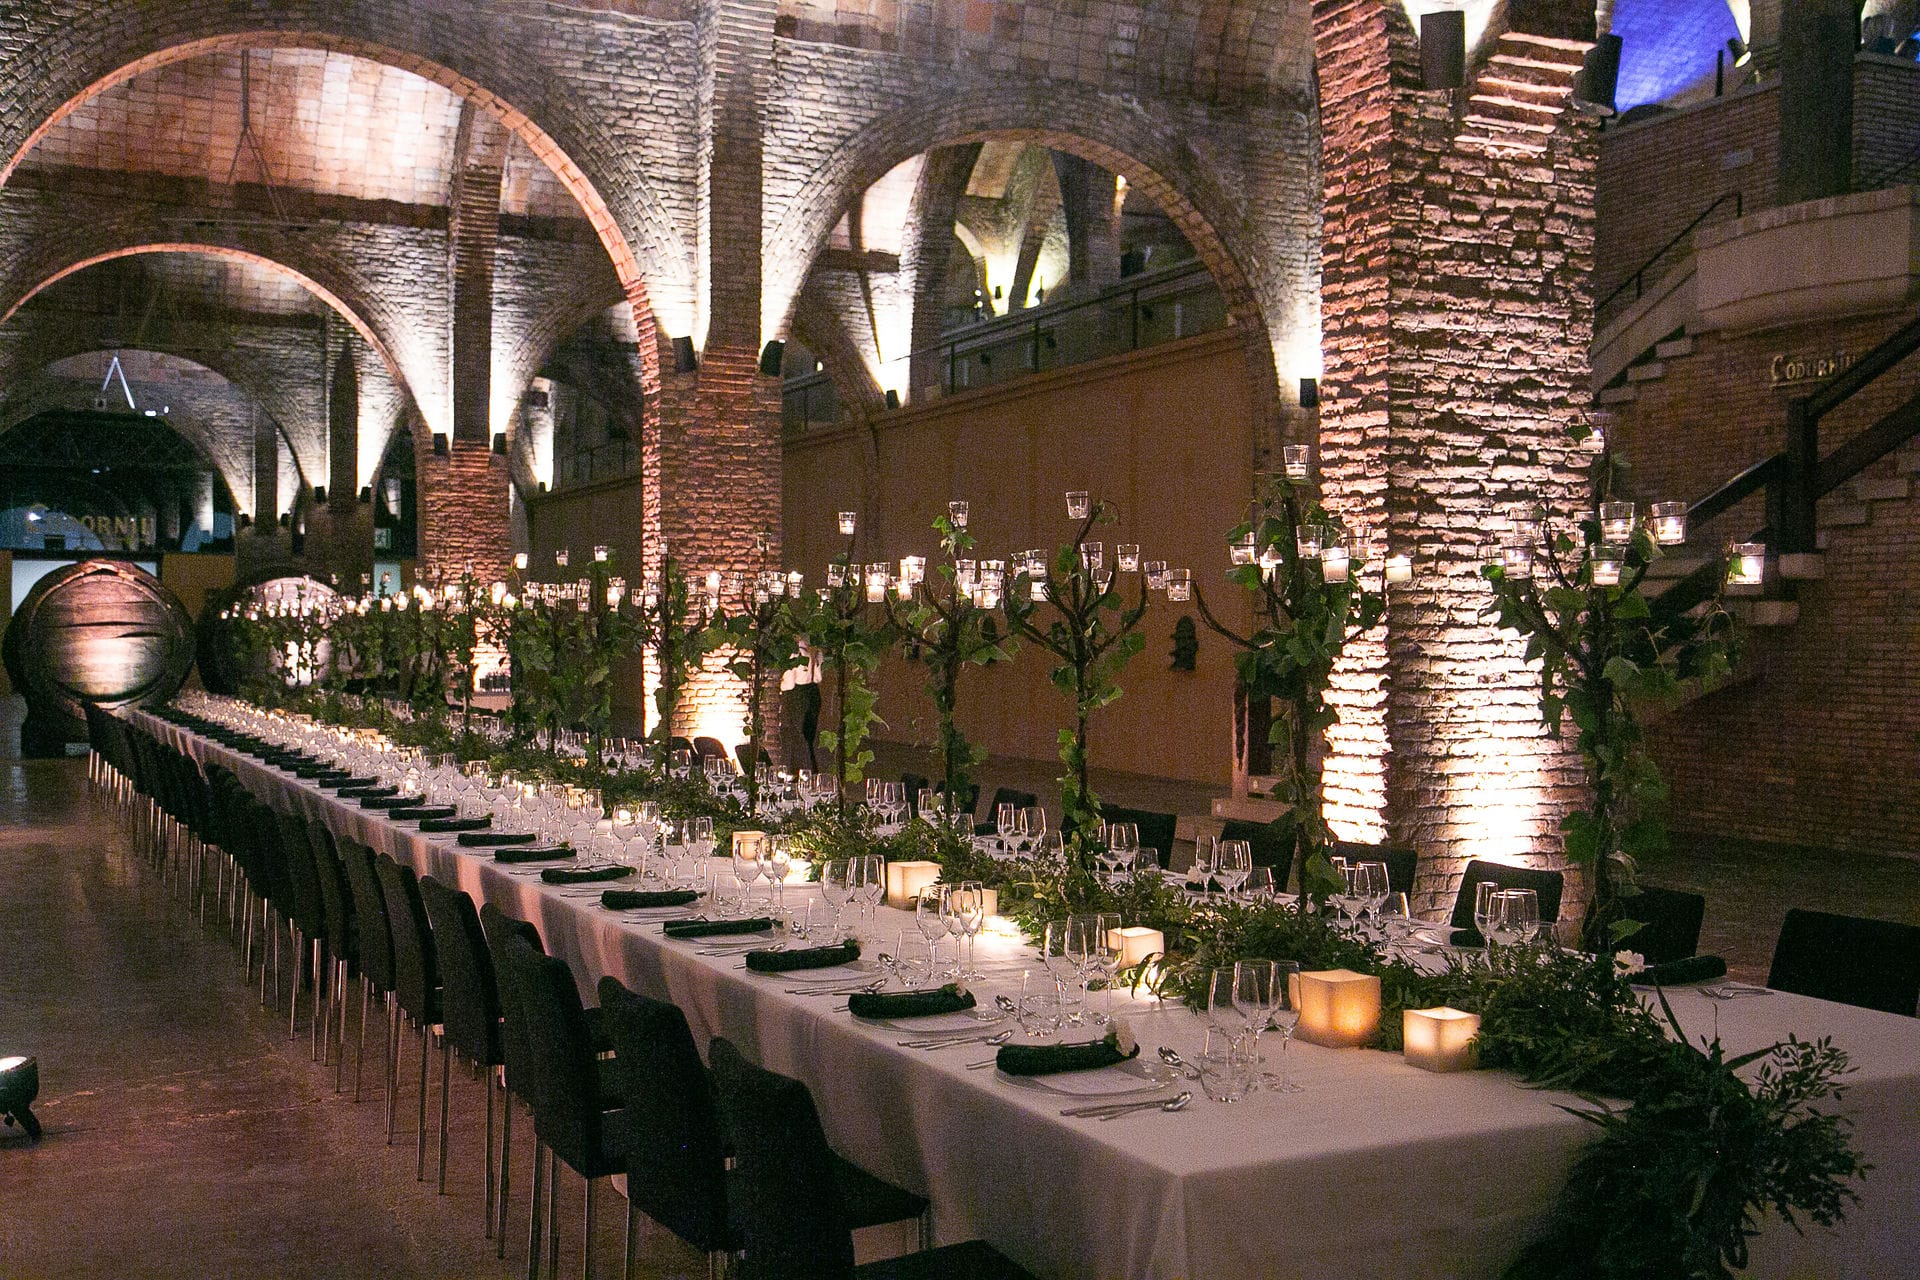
[415,439,512,581]
[1315,0,1597,912]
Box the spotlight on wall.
[1572,33,1623,117]
[759,340,785,377]
[311,485,327,505]
[278,513,291,529]
[1420,9,1466,91]
[0,1054,41,1140]
[1726,35,1751,68]
[236,513,253,531]
[431,433,449,457]
[358,485,372,504]
[884,388,901,410]
[673,336,697,374]
[492,432,508,455]
[1299,376,1320,409]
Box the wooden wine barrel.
[3,560,195,754]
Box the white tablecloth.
[141,711,1920,1279]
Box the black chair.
[1220,818,1296,883]
[274,811,330,1053]
[597,978,933,1276]
[338,838,398,1111]
[692,736,729,763]
[901,772,931,816]
[495,936,628,1280]
[1448,860,1565,946]
[1616,885,1706,966]
[1332,840,1418,897]
[376,854,444,1178]
[709,1037,1033,1280]
[420,876,507,1216]
[975,788,1039,836]
[306,823,358,1088]
[1767,908,1920,1016]
[1103,805,1178,870]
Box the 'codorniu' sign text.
[1771,349,1854,388]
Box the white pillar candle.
[1321,545,1350,582]
[1402,1006,1481,1072]
[1107,925,1166,969]
[1385,553,1412,584]
[1294,968,1382,1048]
[883,860,941,909]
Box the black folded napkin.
[744,940,861,974]
[662,917,775,940]
[340,784,399,800]
[493,844,573,864]
[292,763,332,779]
[848,984,976,1020]
[326,775,380,790]
[541,864,634,885]
[421,816,492,833]
[1639,955,1728,986]
[460,830,536,847]
[361,794,425,810]
[312,771,355,786]
[996,1032,1139,1077]
[601,889,699,910]
[389,805,458,822]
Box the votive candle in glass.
[1283,444,1311,481]
[1166,568,1192,602]
[1296,525,1324,560]
[555,549,570,568]
[593,545,610,562]
[1599,501,1635,544]
[1230,533,1256,566]
[838,511,857,537]
[1321,542,1351,582]
[1144,560,1168,589]
[1592,546,1624,587]
[513,552,528,571]
[1385,553,1413,585]
[1066,491,1091,520]
[1117,543,1140,572]
[1728,542,1766,587]
[948,500,969,530]
[1650,501,1687,546]
[1500,540,1535,580]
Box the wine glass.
[856,854,886,934]
[1109,823,1139,877]
[1491,888,1539,948]
[1335,864,1366,927]
[996,801,1018,848]
[1233,959,1281,1091]
[1215,839,1252,898]
[764,836,794,913]
[951,882,987,980]
[1355,861,1390,928]
[733,836,763,907]
[1473,880,1501,947]
[1265,959,1304,1092]
[1377,891,1415,947]
[819,859,853,941]
[1042,920,1080,1023]
[1019,807,1047,854]
[915,885,950,976]
[1244,866,1276,900]
[1187,836,1217,896]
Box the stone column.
[1314,0,1598,911]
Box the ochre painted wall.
[783,329,1257,788]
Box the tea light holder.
[1107,925,1166,969]
[1283,444,1311,481]
[555,549,570,568]
[1321,543,1351,582]
[593,545,610,562]
[1402,1006,1480,1072]
[884,860,941,909]
[1499,540,1535,580]
[731,830,768,862]
[1296,526,1324,559]
[1385,553,1413,585]
[1591,545,1623,587]
[513,552,528,571]
[1294,968,1382,1048]
[1649,501,1687,546]
[1117,543,1140,572]
[1598,501,1635,544]
[1229,533,1256,566]
[948,500,969,529]
[1066,490,1091,520]
[1727,541,1766,588]
[1166,568,1192,602]
[838,511,857,536]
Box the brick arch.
[492,268,631,454]
[0,243,418,460]
[0,353,261,515]
[762,89,1288,417]
[0,23,672,413]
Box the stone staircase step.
[1852,474,1910,502]
[1625,361,1666,383]
[1654,336,1694,360]
[1597,383,1639,405]
[1728,599,1799,627]
[1463,112,1559,137]
[1456,133,1551,158]
[1478,75,1567,101]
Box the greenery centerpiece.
[637,546,724,771]
[1191,470,1385,904]
[705,534,806,811]
[795,514,893,815]
[1001,495,1148,842]
[1483,441,1735,950]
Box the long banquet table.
[139,709,1920,1279]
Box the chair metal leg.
[582,1175,595,1280]
[527,1141,547,1280]
[310,938,324,1060]
[356,979,370,1102]
[498,1082,514,1258]
[486,1069,498,1238]
[417,1023,431,1180]
[386,996,401,1145]
[547,1152,560,1278]
[438,1037,451,1193]
[623,1196,637,1280]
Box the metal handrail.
[1596,191,1743,320]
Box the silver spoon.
[1100,1091,1192,1121]
[1157,1046,1203,1080]
[900,1029,1014,1051]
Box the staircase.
[1456,33,1588,156]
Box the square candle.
[1294,968,1382,1048]
[1402,1006,1481,1073]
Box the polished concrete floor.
[0,757,705,1280]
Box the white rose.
[1613,950,1648,976]
[1111,1017,1137,1057]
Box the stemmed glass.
[1489,888,1539,948]
[1244,866,1277,900]
[1041,920,1080,1025]
[855,854,886,936]
[951,881,987,979]
[1334,864,1367,928]
[1473,881,1500,947]
[764,836,794,914]
[1214,839,1252,898]
[1203,966,1254,1102]
[1263,959,1304,1092]
[819,859,852,941]
[1355,861,1390,929]
[733,837,764,908]
[1187,837,1217,896]
[1376,891,1415,948]
[916,885,950,976]
[996,801,1018,849]
[1019,807,1047,854]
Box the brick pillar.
[1314,0,1597,912]
[315,340,373,584]
[1051,152,1122,296]
[669,0,785,750]
[415,437,511,581]
[450,104,511,446]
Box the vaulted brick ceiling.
[27,253,327,323]
[21,47,583,220]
